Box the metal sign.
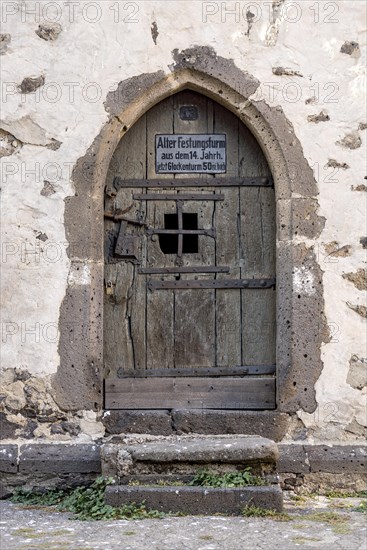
[156,134,226,174]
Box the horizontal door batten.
[114,176,273,188]
[148,278,276,291]
[116,365,276,378]
[138,266,230,274]
[133,193,224,201]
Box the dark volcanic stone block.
[103,410,173,435]
[0,413,19,440]
[0,445,18,473]
[278,444,309,473]
[306,445,367,474]
[19,444,101,474]
[105,485,283,514]
[172,410,290,441]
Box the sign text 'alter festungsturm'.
[156,134,227,174]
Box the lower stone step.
[105,484,284,515]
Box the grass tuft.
[301,511,350,525]
[326,490,367,498]
[242,505,292,521]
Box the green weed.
[354,500,367,514]
[190,468,266,488]
[11,489,65,507]
[11,476,165,521]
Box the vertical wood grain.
[146,96,175,369]
[214,103,242,367]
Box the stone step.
[102,435,279,478]
[105,484,284,515]
[102,435,283,514]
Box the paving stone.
[2,497,367,550]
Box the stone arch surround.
[54,47,329,419]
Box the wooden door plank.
[105,377,276,409]
[126,115,147,371]
[238,122,275,368]
[238,119,273,279]
[147,95,174,179]
[242,288,276,366]
[146,279,175,369]
[146,94,176,270]
[173,92,216,369]
[238,124,271,178]
[259,186,276,275]
[214,102,241,367]
[173,91,216,267]
[146,95,175,368]
[104,262,135,376]
[104,114,147,375]
[173,90,211,140]
[117,115,147,371]
[240,188,276,366]
[240,187,276,278]
[174,288,216,368]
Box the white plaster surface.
[293,266,316,295]
[0,1,366,440]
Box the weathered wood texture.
[114,176,272,188]
[238,121,276,366]
[104,114,147,375]
[215,103,241,367]
[105,377,276,409]
[104,90,276,409]
[172,91,216,369]
[146,95,175,370]
[116,365,276,377]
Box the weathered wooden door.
[104,90,276,410]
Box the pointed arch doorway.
[104,89,276,410]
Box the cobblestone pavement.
[0,496,366,550]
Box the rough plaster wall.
[0,1,366,441]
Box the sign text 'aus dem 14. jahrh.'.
[156,134,226,174]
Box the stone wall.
[0,1,366,444]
